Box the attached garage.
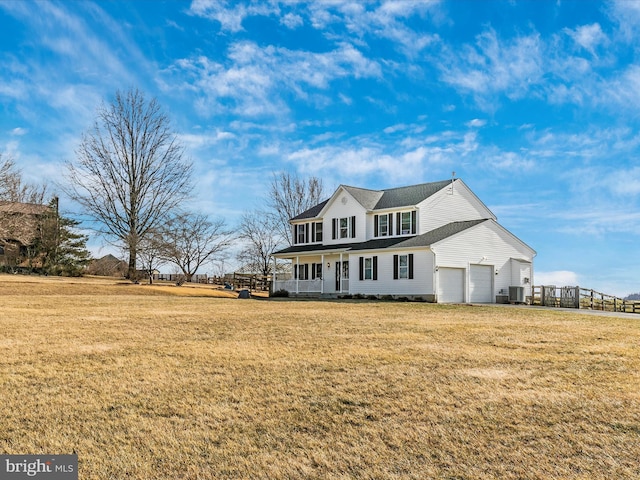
[469,264,493,303]
[437,267,465,303]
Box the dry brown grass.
[1,274,639,479]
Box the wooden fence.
[532,286,640,314]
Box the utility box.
[509,286,525,304]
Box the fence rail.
[532,285,640,314]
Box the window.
[332,216,356,240]
[374,213,393,237]
[340,217,349,239]
[359,256,378,281]
[312,222,323,242]
[294,264,309,280]
[396,211,417,235]
[401,212,411,235]
[379,215,388,236]
[294,224,309,244]
[311,263,322,279]
[393,254,414,280]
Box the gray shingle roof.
[291,199,329,221]
[273,219,488,256]
[373,180,452,209]
[342,186,383,209]
[290,179,454,221]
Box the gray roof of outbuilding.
[273,219,488,256]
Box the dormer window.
[374,213,393,237]
[396,211,417,235]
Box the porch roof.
[273,219,488,257]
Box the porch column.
[272,256,277,292]
[339,252,343,293]
[296,256,299,294]
[321,254,324,294]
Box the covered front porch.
[272,250,351,297]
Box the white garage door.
[438,268,465,303]
[470,265,493,303]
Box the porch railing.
[273,278,322,294]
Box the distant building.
[85,254,128,277]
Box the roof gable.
[293,179,454,222]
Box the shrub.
[271,289,289,298]
[367,295,378,300]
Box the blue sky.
[1,0,639,296]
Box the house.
[0,201,53,268]
[272,179,535,303]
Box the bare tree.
[159,212,233,284]
[0,154,48,203]
[267,172,325,246]
[237,211,280,277]
[137,228,166,284]
[65,89,193,280]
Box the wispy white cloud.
[281,12,303,29]
[438,29,543,109]
[308,0,443,56]
[565,23,608,56]
[164,41,381,117]
[188,0,278,32]
[10,127,27,136]
[466,119,487,128]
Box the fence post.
[590,290,594,310]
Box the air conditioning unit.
[509,286,525,304]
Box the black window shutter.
[388,213,393,236]
[305,223,309,243]
[359,257,364,281]
[409,254,414,279]
[374,215,379,237]
[294,264,298,279]
[304,264,309,280]
[311,223,316,242]
[311,263,316,279]
[396,212,401,235]
[332,218,337,239]
[373,256,378,280]
[411,211,417,234]
[351,216,356,238]
[293,225,297,244]
[393,254,398,280]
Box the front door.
[335,261,349,292]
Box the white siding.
[418,181,495,234]
[349,250,434,297]
[510,258,533,298]
[432,220,535,303]
[322,188,368,245]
